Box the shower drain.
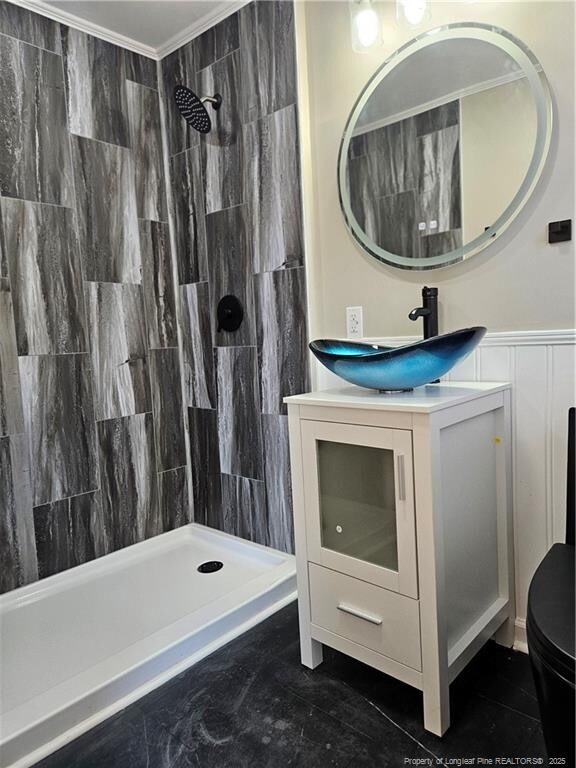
[197,561,224,574]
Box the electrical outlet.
[346,306,363,339]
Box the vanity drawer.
[308,563,421,671]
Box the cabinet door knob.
[337,603,383,625]
[397,455,406,501]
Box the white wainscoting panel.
[312,330,576,651]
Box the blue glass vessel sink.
[310,327,486,392]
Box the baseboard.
[513,618,528,654]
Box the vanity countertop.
[284,381,510,414]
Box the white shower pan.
[0,524,296,768]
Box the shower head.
[174,85,222,133]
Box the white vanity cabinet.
[285,382,514,736]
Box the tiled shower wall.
[0,0,308,594]
[0,1,188,593]
[162,1,309,553]
[348,100,462,259]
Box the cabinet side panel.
[440,411,500,648]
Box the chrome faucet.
[409,286,439,340]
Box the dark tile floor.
[34,601,546,767]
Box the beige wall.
[297,1,575,339]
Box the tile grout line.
[157,465,187,475]
[18,40,105,553]
[474,692,542,725]
[233,654,445,764]
[0,195,74,212]
[157,55,197,523]
[337,680,446,765]
[0,28,61,56]
[32,485,100,510]
[126,78,159,94]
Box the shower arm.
[201,93,222,110]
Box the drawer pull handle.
[337,603,382,626]
[397,455,406,501]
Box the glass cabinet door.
[318,440,399,572]
[301,421,417,597]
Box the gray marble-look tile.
[255,267,309,415]
[86,281,150,421]
[0,432,37,593]
[98,413,159,551]
[206,205,254,347]
[347,153,381,241]
[125,49,157,89]
[421,229,463,258]
[213,11,239,60]
[180,282,215,409]
[19,354,98,506]
[188,407,221,529]
[194,11,239,71]
[142,651,361,767]
[262,414,293,553]
[200,50,243,214]
[364,120,407,197]
[61,27,129,147]
[158,467,191,533]
[33,703,200,768]
[0,2,61,51]
[349,133,367,159]
[0,200,6,277]
[139,220,178,349]
[415,99,459,136]
[216,346,263,481]
[161,41,197,157]
[220,473,267,545]
[417,123,460,197]
[243,104,303,273]
[32,601,546,768]
[170,147,207,284]
[33,491,106,579]
[0,35,73,206]
[417,141,461,235]
[126,81,167,222]
[347,120,415,235]
[375,190,420,258]
[72,135,141,283]
[0,278,24,436]
[239,0,297,123]
[2,198,87,355]
[149,348,186,472]
[401,114,418,195]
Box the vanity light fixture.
[396,0,429,26]
[350,0,381,52]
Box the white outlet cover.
[346,306,363,339]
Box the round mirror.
[338,23,553,270]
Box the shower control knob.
[336,525,343,534]
[216,295,244,333]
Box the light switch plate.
[346,306,363,338]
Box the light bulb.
[398,0,427,25]
[354,7,379,47]
[351,1,381,50]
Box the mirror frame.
[337,22,553,270]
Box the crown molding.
[156,0,250,59]
[5,0,250,60]
[6,0,158,57]
[352,70,528,137]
